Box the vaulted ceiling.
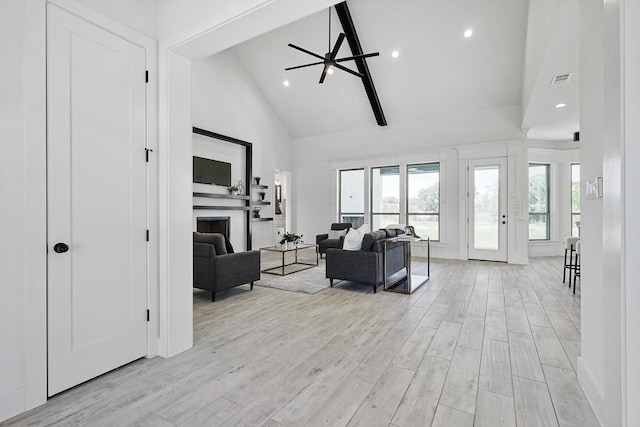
[228,0,578,142]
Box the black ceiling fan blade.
[288,44,325,61]
[329,33,346,60]
[319,64,330,84]
[333,63,364,78]
[335,52,380,63]
[285,60,325,71]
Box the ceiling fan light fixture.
[464,29,473,38]
[284,7,379,84]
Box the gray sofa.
[325,228,407,293]
[193,232,260,301]
[316,223,353,258]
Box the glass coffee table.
[260,243,318,276]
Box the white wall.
[577,0,640,425]
[70,0,158,39]
[577,0,606,420]
[291,108,529,263]
[0,1,47,421]
[0,0,160,421]
[623,3,640,424]
[191,50,294,249]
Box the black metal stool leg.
[563,248,568,283]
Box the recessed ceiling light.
[283,80,290,87]
[464,29,473,38]
[555,103,566,108]
[391,50,399,58]
[327,67,334,75]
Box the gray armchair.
[325,229,407,293]
[193,232,260,301]
[316,223,353,258]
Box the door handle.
[53,242,69,253]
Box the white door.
[47,5,148,396]
[468,158,508,262]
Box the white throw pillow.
[357,223,371,233]
[342,228,364,251]
[328,229,348,240]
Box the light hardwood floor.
[3,258,599,427]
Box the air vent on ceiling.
[550,73,573,85]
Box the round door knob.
[53,243,69,253]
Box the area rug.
[256,253,329,294]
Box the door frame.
[457,142,529,265]
[42,1,162,360]
[46,3,151,395]
[467,157,508,262]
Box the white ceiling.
[228,0,578,142]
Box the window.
[407,163,440,240]
[571,163,580,236]
[529,163,550,240]
[371,166,400,230]
[339,169,365,228]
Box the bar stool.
[563,236,580,284]
[573,240,581,294]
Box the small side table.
[383,237,430,294]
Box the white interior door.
[468,158,508,262]
[47,5,148,396]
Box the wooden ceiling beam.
[334,1,387,127]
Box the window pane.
[571,164,580,236]
[371,166,399,214]
[474,166,500,250]
[572,213,581,237]
[408,163,439,214]
[408,215,439,241]
[340,169,364,213]
[372,214,400,230]
[529,164,549,213]
[529,213,549,240]
[341,215,364,229]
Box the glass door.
[468,158,508,262]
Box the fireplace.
[197,216,230,238]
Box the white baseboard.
[578,356,605,426]
[1,387,25,423]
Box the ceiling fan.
[285,8,380,84]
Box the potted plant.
[227,179,244,195]
[279,231,303,249]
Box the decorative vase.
[286,241,295,250]
[254,177,261,185]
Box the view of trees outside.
[371,167,400,229]
[529,164,550,240]
[571,163,580,236]
[474,167,500,249]
[339,169,365,228]
[407,163,439,240]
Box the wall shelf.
[193,192,250,200]
[193,205,251,211]
[252,184,268,190]
[252,200,270,205]
[252,217,273,222]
